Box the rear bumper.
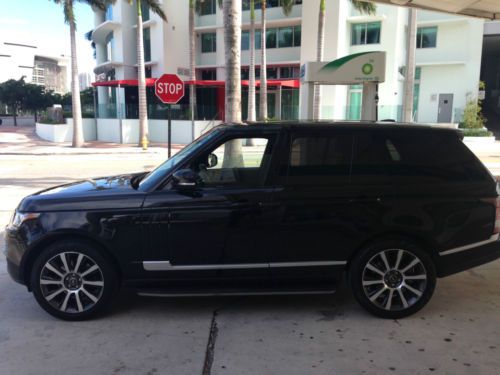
[437,237,500,277]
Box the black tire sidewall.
[31,240,118,321]
[349,238,436,319]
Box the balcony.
[92,21,120,44]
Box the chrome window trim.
[439,233,499,256]
[143,260,347,271]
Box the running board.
[136,287,336,298]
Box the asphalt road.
[0,153,499,375]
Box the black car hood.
[18,174,146,212]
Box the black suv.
[5,122,500,320]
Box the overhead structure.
[373,0,500,20]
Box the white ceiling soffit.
[373,0,500,20]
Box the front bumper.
[4,226,28,285]
[437,238,500,277]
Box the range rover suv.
[5,122,500,320]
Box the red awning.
[92,78,300,88]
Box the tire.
[349,238,436,319]
[31,240,118,321]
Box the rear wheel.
[349,239,436,319]
[31,240,118,320]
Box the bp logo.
[362,63,374,75]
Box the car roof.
[217,121,462,136]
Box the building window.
[242,30,250,50]
[105,5,113,21]
[143,28,151,62]
[201,69,216,80]
[266,28,277,48]
[267,67,278,79]
[279,66,300,79]
[351,22,381,45]
[141,2,150,22]
[278,27,293,48]
[243,0,302,10]
[200,0,217,15]
[145,67,152,78]
[417,27,437,48]
[201,33,216,53]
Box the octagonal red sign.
[155,74,185,104]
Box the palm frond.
[144,0,167,21]
[350,0,376,15]
[76,0,112,11]
[63,1,75,25]
[280,0,294,16]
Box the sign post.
[154,74,185,158]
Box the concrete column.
[361,83,377,121]
[299,82,315,120]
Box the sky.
[0,0,96,75]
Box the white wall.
[36,119,97,143]
[96,119,121,143]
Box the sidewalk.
[0,125,183,155]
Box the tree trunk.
[13,107,17,126]
[259,1,267,121]
[313,0,326,121]
[222,0,243,167]
[69,15,84,147]
[247,0,256,122]
[403,8,417,122]
[136,0,149,147]
[189,1,197,132]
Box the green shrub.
[460,128,493,137]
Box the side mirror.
[172,169,201,189]
[207,153,218,168]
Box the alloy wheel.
[361,249,428,311]
[39,252,104,314]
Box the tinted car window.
[286,134,352,185]
[352,130,490,184]
[190,137,275,187]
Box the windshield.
[138,128,222,191]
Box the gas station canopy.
[373,0,500,20]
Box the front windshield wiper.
[130,171,149,189]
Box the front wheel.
[31,240,118,320]
[349,239,436,319]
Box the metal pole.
[403,8,418,122]
[168,104,172,158]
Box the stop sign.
[154,74,185,104]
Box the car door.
[142,130,280,284]
[268,129,356,284]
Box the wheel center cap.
[64,273,82,290]
[384,270,403,288]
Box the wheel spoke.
[362,280,384,287]
[45,288,65,301]
[75,291,83,312]
[366,263,385,277]
[401,258,420,274]
[394,250,403,270]
[81,288,99,303]
[40,279,63,285]
[398,288,409,308]
[60,291,71,312]
[403,283,423,297]
[380,251,390,272]
[369,286,387,302]
[83,280,104,287]
[405,274,427,281]
[60,253,70,273]
[74,253,84,273]
[81,264,99,278]
[45,263,64,279]
[385,289,394,310]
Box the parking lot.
[0,148,499,375]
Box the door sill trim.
[142,260,347,271]
[138,290,336,297]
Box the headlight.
[8,211,40,229]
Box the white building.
[90,0,484,143]
[0,39,69,94]
[79,72,93,91]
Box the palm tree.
[313,0,375,120]
[259,0,267,120]
[247,0,256,122]
[52,0,108,147]
[189,0,200,129]
[125,0,167,147]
